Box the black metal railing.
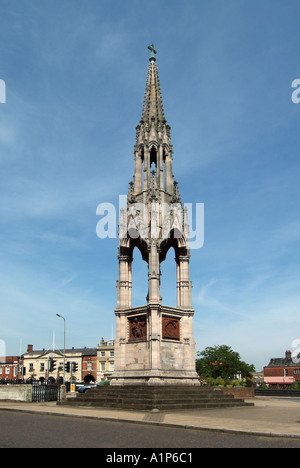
[255,389,300,397]
[32,384,61,402]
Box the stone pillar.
[177,255,192,308]
[149,306,161,372]
[148,241,161,304]
[117,255,132,309]
[144,147,150,192]
[134,151,143,194]
[176,260,180,307]
[158,146,164,190]
[60,385,67,401]
[165,153,173,194]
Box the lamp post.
[56,314,66,385]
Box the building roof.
[0,356,19,364]
[23,347,97,358]
[266,357,300,368]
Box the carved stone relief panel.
[128,315,147,340]
[162,316,180,340]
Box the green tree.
[196,345,255,381]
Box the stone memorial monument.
[111,46,200,386]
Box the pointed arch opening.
[140,146,145,191]
[159,230,190,309]
[131,245,148,307]
[160,245,177,308]
[159,231,181,308]
[150,145,157,174]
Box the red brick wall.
[264,366,300,382]
[222,387,254,398]
[82,355,97,382]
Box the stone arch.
[159,229,188,263]
[84,374,96,384]
[159,230,191,308]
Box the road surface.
[0,410,299,449]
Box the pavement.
[0,396,300,439]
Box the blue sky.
[0,0,299,371]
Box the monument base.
[59,385,254,411]
[110,369,200,386]
[113,304,199,388]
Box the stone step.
[62,398,252,410]
[75,394,239,402]
[78,392,236,402]
[59,385,253,411]
[82,387,229,397]
[89,389,226,393]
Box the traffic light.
[49,358,57,373]
[65,361,70,373]
[71,362,78,373]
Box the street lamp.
[56,314,66,385]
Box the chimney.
[285,350,292,359]
[27,344,33,353]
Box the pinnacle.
[141,60,166,127]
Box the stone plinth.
[111,304,200,387]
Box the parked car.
[77,380,110,393]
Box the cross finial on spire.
[148,44,157,61]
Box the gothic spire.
[141,45,166,127]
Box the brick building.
[82,348,98,383]
[0,356,20,382]
[264,350,300,389]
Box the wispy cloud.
[0,1,299,371]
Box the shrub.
[206,377,216,386]
[215,376,225,387]
[231,380,239,387]
[259,382,268,389]
[291,382,300,390]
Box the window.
[294,369,300,375]
[29,363,34,372]
[100,362,105,371]
[110,351,114,357]
[101,351,105,357]
[87,361,92,371]
[40,363,45,372]
[109,362,114,372]
[5,366,10,375]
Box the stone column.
[177,255,192,308]
[149,306,161,371]
[165,153,173,194]
[144,147,150,192]
[158,146,164,190]
[117,255,132,309]
[148,241,161,304]
[134,151,143,194]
